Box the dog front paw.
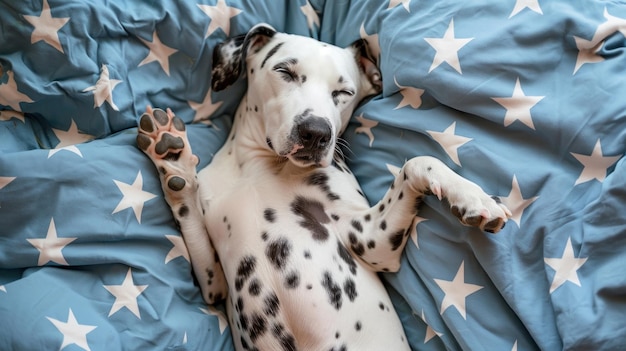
[449,188,512,234]
[136,106,200,195]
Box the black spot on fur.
[304,250,311,259]
[285,271,300,289]
[280,334,297,351]
[355,321,362,331]
[343,278,357,302]
[249,313,267,342]
[239,313,249,330]
[240,337,249,350]
[235,255,257,291]
[322,271,343,310]
[348,232,365,256]
[248,278,262,296]
[266,237,291,270]
[236,296,244,312]
[331,214,340,221]
[271,323,297,351]
[380,220,387,231]
[351,220,363,233]
[337,241,357,275]
[389,230,405,251]
[306,172,340,201]
[348,232,357,245]
[352,242,365,256]
[291,196,330,241]
[261,42,284,68]
[261,232,269,241]
[178,205,189,217]
[264,293,280,317]
[367,240,376,249]
[264,208,277,223]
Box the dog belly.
[197,154,409,349]
[202,192,408,349]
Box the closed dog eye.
[272,60,299,82]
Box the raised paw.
[136,106,199,194]
[449,190,512,234]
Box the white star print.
[355,114,378,147]
[427,122,472,167]
[500,175,538,227]
[0,71,34,111]
[414,310,443,343]
[27,218,77,266]
[188,87,223,124]
[571,139,622,185]
[434,261,483,319]
[544,237,588,293]
[103,268,148,318]
[0,285,5,293]
[492,77,544,130]
[48,120,94,158]
[509,0,543,18]
[394,76,424,109]
[410,217,427,249]
[23,0,70,53]
[0,110,25,123]
[83,64,122,111]
[360,22,381,61]
[0,177,15,208]
[165,234,190,263]
[424,19,473,74]
[511,340,519,351]
[386,163,402,177]
[197,0,242,38]
[389,0,411,12]
[200,306,229,334]
[0,177,15,191]
[183,332,188,344]
[572,36,604,74]
[112,171,157,223]
[138,31,178,76]
[573,8,626,74]
[46,308,97,351]
[300,0,320,30]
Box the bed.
[1,0,625,350]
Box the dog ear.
[211,24,277,92]
[350,39,382,97]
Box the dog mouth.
[279,142,331,167]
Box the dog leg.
[342,156,511,272]
[136,107,227,304]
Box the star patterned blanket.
[1,0,625,350]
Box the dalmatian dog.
[136,24,511,351]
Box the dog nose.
[298,117,332,149]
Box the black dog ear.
[350,39,382,96]
[211,24,277,91]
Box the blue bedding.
[1,0,625,350]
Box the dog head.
[212,24,382,168]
